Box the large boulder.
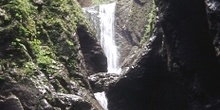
[106,29,189,110]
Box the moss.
[0,0,98,108]
[140,0,156,45]
[0,0,89,78]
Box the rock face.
[106,0,220,110]
[0,0,106,110]
[106,28,188,110]
[77,0,92,7]
[207,0,220,62]
[77,25,107,74]
[115,0,156,63]
[155,0,220,108]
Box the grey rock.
[0,94,24,110]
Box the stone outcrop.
[88,72,120,92]
[114,0,156,64]
[106,0,220,110]
[77,25,107,74]
[0,0,106,109]
[207,0,220,62]
[106,27,179,110]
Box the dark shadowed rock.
[0,81,42,110]
[77,25,107,74]
[0,94,24,110]
[206,0,220,62]
[106,28,188,110]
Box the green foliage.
[0,0,88,78]
[28,38,57,75]
[23,61,36,75]
[3,0,37,36]
[140,1,156,45]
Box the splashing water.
[94,91,108,110]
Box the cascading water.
[99,2,121,74]
[84,2,120,110]
[94,91,108,110]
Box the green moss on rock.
[140,0,156,45]
[0,0,89,78]
[0,0,103,109]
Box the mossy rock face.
[0,0,85,76]
[115,0,156,45]
[0,0,104,109]
[115,0,156,64]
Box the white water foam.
[94,91,108,110]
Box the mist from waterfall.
[84,2,120,110]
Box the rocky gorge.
[0,0,220,110]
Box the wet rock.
[88,72,119,92]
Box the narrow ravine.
[84,2,121,110]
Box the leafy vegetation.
[0,0,88,78]
[140,1,156,45]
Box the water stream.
[94,91,108,110]
[98,2,121,74]
[84,2,120,110]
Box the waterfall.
[99,2,121,74]
[84,2,120,110]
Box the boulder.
[106,28,188,110]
